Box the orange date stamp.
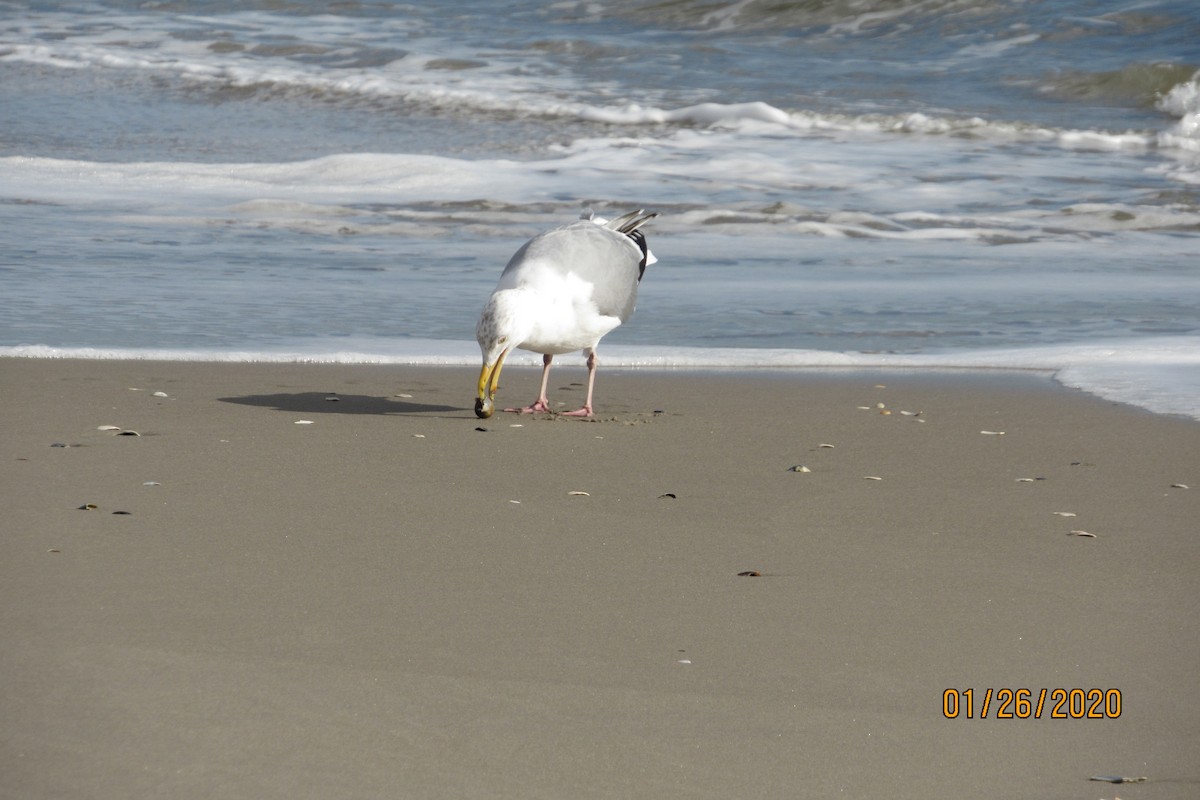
[942,688,1121,719]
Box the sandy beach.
[1,358,1197,799]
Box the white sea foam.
[2,33,1188,160]
[7,139,1197,241]
[1157,71,1200,154]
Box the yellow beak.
[475,350,508,419]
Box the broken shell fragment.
[737,571,762,577]
[1016,478,1035,483]
[116,430,141,436]
[567,491,590,496]
[863,476,883,481]
[789,465,812,473]
[1171,483,1190,489]
[1088,776,1147,784]
[1067,530,1096,538]
[152,391,169,398]
[980,430,1005,435]
[97,425,121,431]
[818,443,835,449]
[79,503,98,510]
[1052,511,1077,517]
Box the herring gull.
[475,209,658,419]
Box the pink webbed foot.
[504,399,553,414]
[558,406,594,417]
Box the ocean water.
[2,0,1199,418]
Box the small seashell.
[509,500,521,504]
[1016,478,1035,483]
[509,424,523,427]
[97,425,121,431]
[658,493,677,499]
[47,548,61,553]
[1171,483,1189,489]
[1088,775,1146,784]
[396,393,413,399]
[142,481,160,486]
[737,570,762,577]
[818,443,835,448]
[567,491,590,496]
[1067,530,1096,538]
[856,406,872,410]
[875,402,886,409]
[294,420,314,425]
[152,391,168,398]
[412,434,426,438]
[324,395,340,402]
[474,426,488,432]
[899,410,921,417]
[980,430,1005,435]
[1052,511,1077,517]
[677,659,692,665]
[79,503,98,510]
[863,476,883,481]
[789,465,812,473]
[116,430,140,436]
[50,442,69,448]
[112,510,131,515]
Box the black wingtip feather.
[604,210,657,280]
[628,229,650,280]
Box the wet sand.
[2,358,1198,799]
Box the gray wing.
[501,220,644,321]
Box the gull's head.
[475,293,527,419]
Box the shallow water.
[2,0,1198,418]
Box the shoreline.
[4,342,1198,424]
[2,358,1197,799]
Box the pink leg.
[504,354,555,414]
[560,350,597,417]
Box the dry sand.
[2,358,1198,799]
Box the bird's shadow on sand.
[218,392,466,417]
